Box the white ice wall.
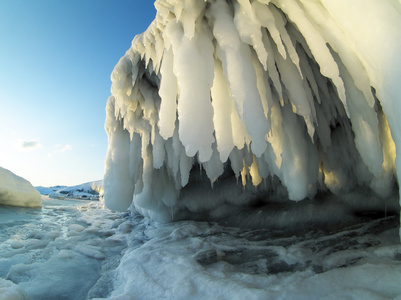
[104,0,401,228]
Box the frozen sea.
[1,196,401,299]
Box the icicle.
[203,142,224,183]
[274,46,315,138]
[261,32,283,101]
[249,155,263,186]
[269,5,302,77]
[211,57,235,163]
[266,100,283,169]
[251,50,271,121]
[253,1,287,60]
[158,46,178,139]
[272,0,348,115]
[234,1,268,70]
[104,0,400,230]
[104,98,135,211]
[299,0,375,107]
[152,129,165,169]
[208,0,247,117]
[166,20,215,162]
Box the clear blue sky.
[0,0,156,187]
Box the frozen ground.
[1,196,401,299]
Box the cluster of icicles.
[104,0,399,223]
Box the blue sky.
[0,0,156,186]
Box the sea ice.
[0,198,128,299]
[105,213,401,300]
[0,278,30,300]
[1,197,400,299]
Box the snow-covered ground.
[1,196,400,299]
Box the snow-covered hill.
[36,180,103,200]
[35,185,67,195]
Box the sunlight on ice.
[104,0,401,230]
[0,167,41,208]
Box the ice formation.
[0,167,41,208]
[104,0,401,228]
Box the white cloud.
[54,144,73,153]
[17,139,42,151]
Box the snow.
[0,167,41,208]
[103,0,401,232]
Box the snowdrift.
[104,0,401,230]
[0,167,41,208]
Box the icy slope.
[0,167,41,208]
[104,0,401,226]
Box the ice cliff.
[104,0,401,229]
[0,167,41,208]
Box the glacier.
[0,167,41,208]
[104,0,401,232]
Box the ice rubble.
[0,167,41,208]
[104,0,401,227]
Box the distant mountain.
[36,180,103,200]
[35,185,67,195]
